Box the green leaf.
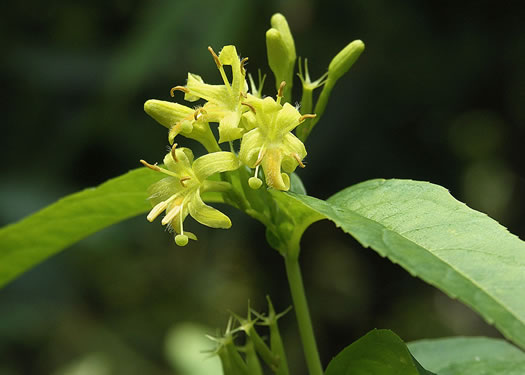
[408,337,525,375]
[287,179,525,350]
[325,329,435,375]
[0,168,161,288]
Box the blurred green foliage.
[1,0,524,374]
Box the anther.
[170,86,189,97]
[140,159,160,171]
[299,114,317,122]
[170,143,178,162]
[278,81,286,98]
[208,46,222,68]
[240,57,249,74]
[193,108,207,121]
[179,177,191,187]
[293,153,306,168]
[241,102,256,114]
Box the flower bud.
[327,39,365,83]
[266,13,296,102]
[144,99,193,129]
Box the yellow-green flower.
[141,145,239,245]
[239,85,315,191]
[172,45,251,143]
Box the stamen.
[240,92,247,99]
[162,205,181,225]
[254,148,266,167]
[141,159,179,178]
[240,57,249,74]
[208,46,222,68]
[208,46,231,90]
[170,86,189,97]
[147,201,168,222]
[277,81,286,103]
[293,153,306,168]
[193,108,207,121]
[179,202,185,234]
[170,143,178,162]
[179,177,191,187]
[241,102,256,114]
[140,159,160,171]
[299,113,317,122]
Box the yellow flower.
[172,45,251,143]
[141,145,239,245]
[239,83,315,191]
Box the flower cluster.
[142,45,312,245]
[140,14,364,245]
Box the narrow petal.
[261,147,288,190]
[238,129,264,167]
[218,45,244,95]
[281,133,307,172]
[163,147,195,176]
[147,200,168,222]
[186,73,230,105]
[148,177,179,205]
[188,194,232,229]
[275,102,301,133]
[192,152,239,181]
[218,112,243,143]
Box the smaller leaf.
[408,337,525,375]
[325,329,435,375]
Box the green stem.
[284,254,323,375]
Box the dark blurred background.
[1,0,524,374]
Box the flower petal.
[218,45,244,96]
[186,73,229,105]
[192,152,239,181]
[238,129,264,167]
[281,133,307,172]
[261,147,289,190]
[218,111,243,142]
[163,147,195,176]
[276,102,301,133]
[188,193,232,229]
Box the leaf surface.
[0,168,161,287]
[325,329,434,375]
[288,179,525,349]
[408,337,525,375]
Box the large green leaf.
[287,179,525,350]
[325,329,435,375]
[408,337,525,374]
[0,168,161,288]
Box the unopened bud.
[144,100,193,129]
[266,13,296,102]
[327,40,365,83]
